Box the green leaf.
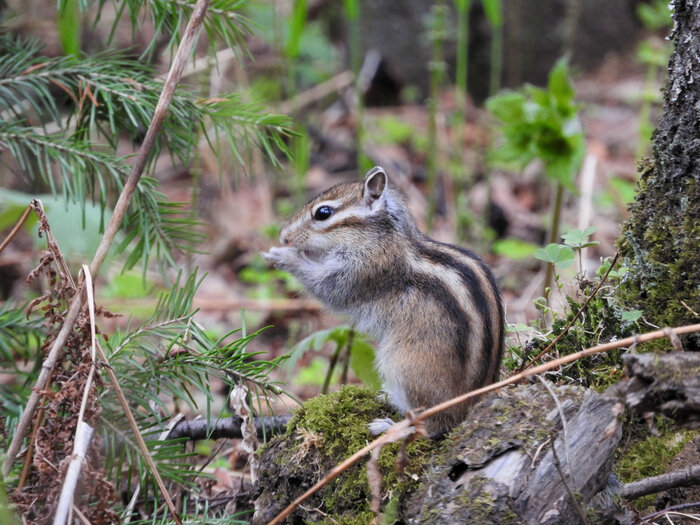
[343,0,359,21]
[492,238,538,260]
[533,243,575,268]
[485,91,525,122]
[349,338,381,389]
[620,310,643,323]
[56,0,81,56]
[562,226,599,249]
[548,57,574,105]
[285,0,308,59]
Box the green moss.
[615,415,697,511]
[255,386,439,524]
[516,282,638,391]
[618,159,700,350]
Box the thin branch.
[3,4,212,524]
[521,252,620,370]
[53,266,99,525]
[266,323,700,525]
[549,430,591,525]
[166,415,292,441]
[641,502,700,523]
[52,422,94,525]
[0,204,31,255]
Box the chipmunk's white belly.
[374,343,412,415]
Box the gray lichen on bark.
[618,0,700,349]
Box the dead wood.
[405,383,623,524]
[610,352,700,429]
[167,415,292,441]
[622,465,700,501]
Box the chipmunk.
[262,167,504,436]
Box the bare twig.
[640,502,700,523]
[549,430,591,525]
[52,422,94,525]
[167,415,291,441]
[278,71,354,114]
[623,465,700,501]
[3,2,212,523]
[0,204,31,255]
[521,252,620,370]
[267,323,700,525]
[52,266,99,525]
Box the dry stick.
[623,465,700,501]
[2,3,211,522]
[0,204,31,254]
[521,252,620,371]
[640,502,700,523]
[549,430,591,525]
[267,323,700,525]
[53,266,99,525]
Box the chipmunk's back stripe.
[357,261,471,368]
[452,245,505,382]
[417,242,495,382]
[411,274,471,368]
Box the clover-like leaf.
[562,226,600,250]
[533,243,575,268]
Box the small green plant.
[561,226,599,273]
[487,58,586,295]
[286,325,380,393]
[425,1,448,230]
[482,0,503,96]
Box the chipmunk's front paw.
[261,247,299,271]
[368,417,396,435]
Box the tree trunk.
[619,0,700,350]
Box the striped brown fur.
[262,167,505,436]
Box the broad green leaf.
[533,243,575,268]
[349,339,381,389]
[492,238,538,260]
[620,310,643,323]
[562,226,599,249]
[548,58,574,105]
[485,92,525,122]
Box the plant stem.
[454,0,471,190]
[543,181,565,297]
[426,1,447,230]
[488,0,503,96]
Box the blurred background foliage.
[0,0,678,521]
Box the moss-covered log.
[618,0,700,349]
[252,384,623,524]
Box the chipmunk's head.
[279,167,412,259]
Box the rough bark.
[610,351,700,428]
[252,384,624,524]
[404,383,622,524]
[618,0,700,350]
[167,415,292,441]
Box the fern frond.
[99,271,284,498]
[0,123,202,270]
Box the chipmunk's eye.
[313,205,334,221]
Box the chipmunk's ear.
[363,166,387,208]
